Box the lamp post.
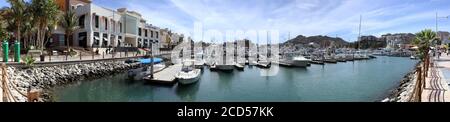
[435,12,449,46]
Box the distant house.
[438,31,450,45]
[381,33,415,49]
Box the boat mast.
[358,15,362,50]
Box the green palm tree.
[413,29,438,61]
[30,0,59,50]
[6,0,26,43]
[60,9,79,51]
[21,2,35,49]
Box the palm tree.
[21,2,35,50]
[60,9,79,51]
[6,0,26,43]
[0,8,8,41]
[413,29,438,61]
[30,0,59,50]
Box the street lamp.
[435,12,449,46]
[435,12,449,33]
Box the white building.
[55,0,161,52]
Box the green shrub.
[23,55,36,67]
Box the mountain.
[282,35,350,48]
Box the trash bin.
[40,55,45,62]
[14,41,20,62]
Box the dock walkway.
[144,64,182,84]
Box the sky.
[1,0,450,42]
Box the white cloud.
[116,0,450,42]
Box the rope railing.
[1,63,29,102]
[409,54,431,102]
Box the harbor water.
[52,56,418,102]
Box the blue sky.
[2,0,450,42]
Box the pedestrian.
[438,50,441,59]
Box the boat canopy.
[138,58,163,64]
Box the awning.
[103,37,108,41]
[141,48,151,52]
[138,58,163,64]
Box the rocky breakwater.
[382,63,420,102]
[5,61,140,102]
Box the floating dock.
[144,64,182,85]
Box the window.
[104,18,108,30]
[156,32,159,38]
[145,29,148,37]
[94,15,99,28]
[151,31,154,38]
[119,22,122,33]
[79,15,85,28]
[138,28,142,36]
[111,20,115,33]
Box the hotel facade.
[54,0,164,54]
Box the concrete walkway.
[422,54,450,102]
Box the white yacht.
[291,56,311,67]
[175,60,202,85]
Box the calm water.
[52,56,418,102]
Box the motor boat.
[175,60,202,85]
[234,63,244,70]
[257,60,271,68]
[127,58,164,81]
[291,56,311,67]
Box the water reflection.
[175,83,200,102]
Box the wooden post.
[417,67,422,102]
[1,63,7,102]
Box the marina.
[52,56,418,102]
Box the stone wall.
[5,61,140,102]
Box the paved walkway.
[422,54,450,102]
[3,51,173,64]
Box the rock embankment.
[382,63,420,102]
[5,61,140,102]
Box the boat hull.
[177,69,202,85]
[291,60,309,67]
[216,65,235,71]
[178,75,201,85]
